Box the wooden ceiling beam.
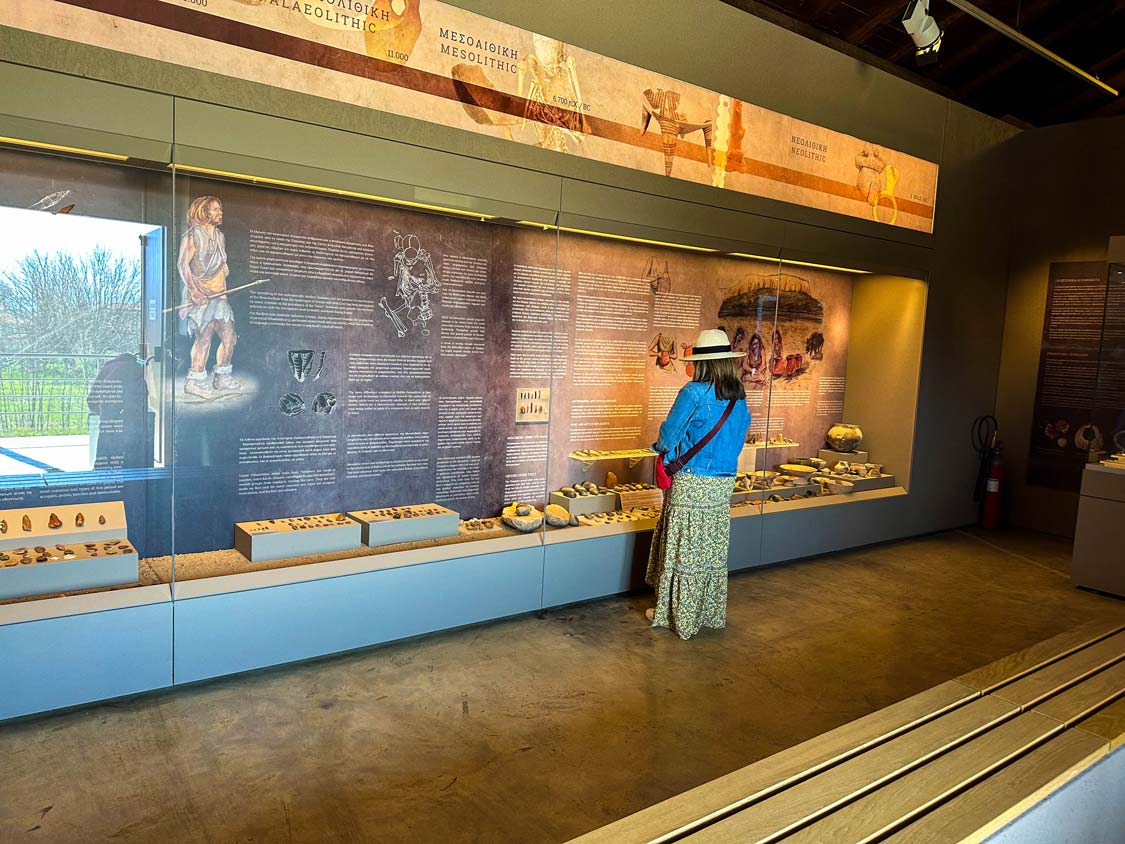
[959,2,1114,96]
[1036,46,1125,122]
[842,5,904,46]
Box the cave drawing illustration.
[731,326,765,386]
[648,333,678,372]
[380,231,439,338]
[718,273,824,383]
[518,35,589,153]
[641,88,714,177]
[855,146,900,225]
[805,331,825,361]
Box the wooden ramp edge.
[563,680,977,844]
[566,620,1125,844]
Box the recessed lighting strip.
[0,135,130,161]
[172,163,496,219]
[516,221,719,253]
[729,252,870,274]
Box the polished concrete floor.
[1,529,1122,844]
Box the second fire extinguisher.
[980,442,1004,529]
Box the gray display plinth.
[549,491,617,515]
[819,448,870,465]
[235,514,362,562]
[0,549,138,600]
[348,505,460,547]
[1071,464,1125,597]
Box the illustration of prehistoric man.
[178,196,239,400]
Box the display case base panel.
[819,448,870,465]
[550,491,618,515]
[0,552,139,600]
[348,505,460,547]
[234,516,362,563]
[0,592,172,721]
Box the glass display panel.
[166,169,561,579]
[0,146,172,603]
[537,219,783,542]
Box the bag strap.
[667,399,737,472]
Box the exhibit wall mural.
[0,0,939,233]
[1028,261,1125,490]
[169,177,852,555]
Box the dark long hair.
[692,356,746,401]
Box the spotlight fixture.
[902,1,942,66]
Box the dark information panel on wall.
[1027,261,1117,490]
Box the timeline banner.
[2,0,939,232]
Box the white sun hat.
[682,328,746,360]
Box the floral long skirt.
[646,472,735,640]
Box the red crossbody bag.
[654,399,737,490]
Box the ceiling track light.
[902,1,943,66]
[944,0,1118,96]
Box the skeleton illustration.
[518,35,589,153]
[642,88,713,177]
[380,231,439,338]
[288,350,326,383]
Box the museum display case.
[0,88,929,715]
[0,137,931,603]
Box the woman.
[647,328,751,639]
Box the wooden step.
[678,696,1015,844]
[990,631,1125,709]
[878,730,1108,844]
[563,681,977,844]
[1075,696,1125,750]
[773,712,1063,843]
[1033,660,1125,726]
[956,620,1125,693]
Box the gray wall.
[0,0,1022,540]
[995,115,1125,537]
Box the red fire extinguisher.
[980,441,1004,529]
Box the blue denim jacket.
[654,382,751,477]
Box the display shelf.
[568,448,658,470]
[0,583,171,627]
[234,513,362,562]
[0,540,139,601]
[0,501,127,552]
[348,504,460,547]
[173,532,544,600]
[543,516,659,545]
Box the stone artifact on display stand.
[501,501,544,532]
[550,482,618,515]
[544,503,574,527]
[826,422,864,452]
